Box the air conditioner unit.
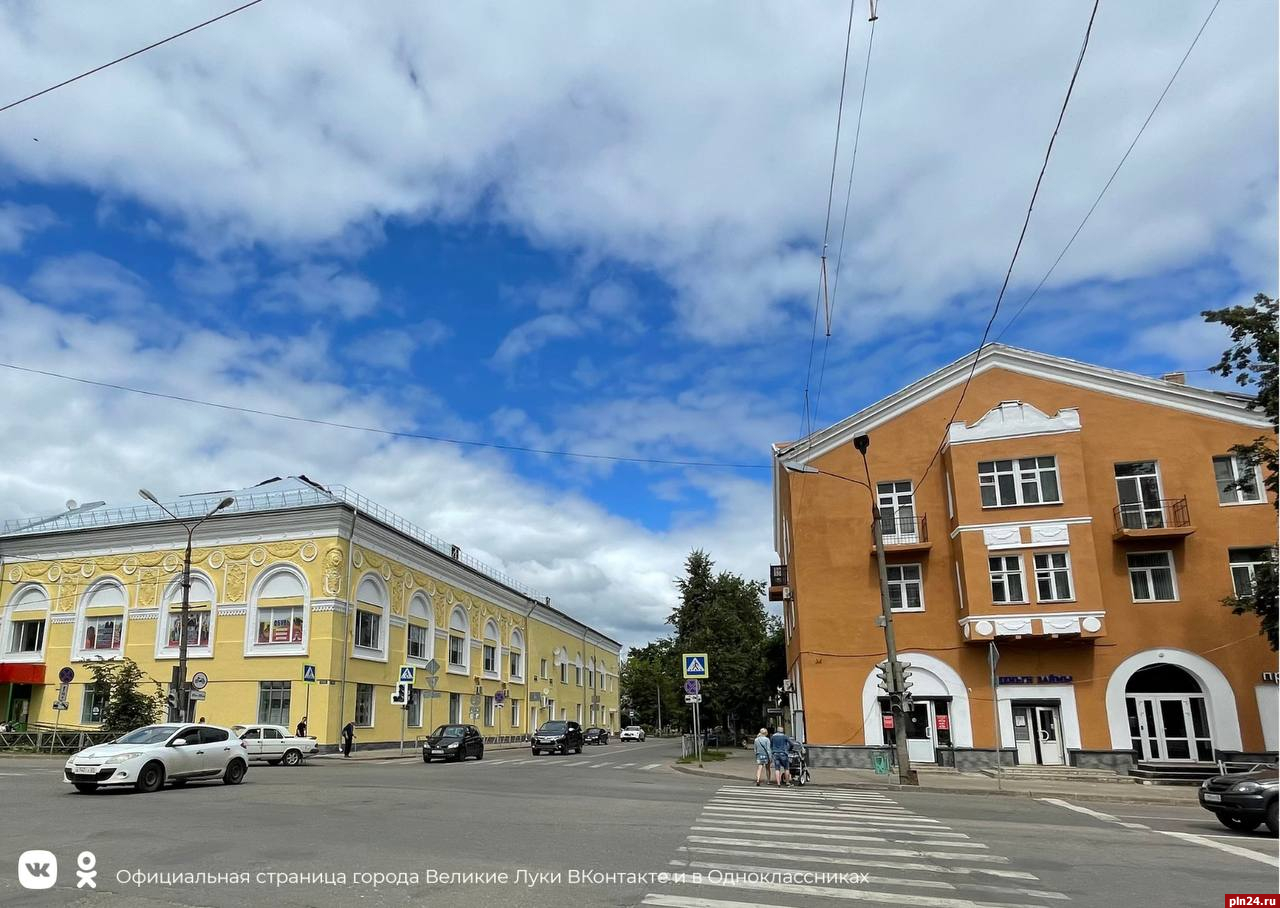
[782,586,792,601]
[781,680,795,694]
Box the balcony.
[870,512,932,555]
[1112,498,1195,541]
[960,610,1106,642]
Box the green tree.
[84,658,164,734]
[619,638,682,728]
[1203,292,1278,649]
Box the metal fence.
[0,729,117,753]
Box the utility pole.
[656,677,662,734]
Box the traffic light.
[391,682,412,707]
[896,661,914,693]
[875,661,892,693]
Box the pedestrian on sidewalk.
[753,728,771,786]
[341,721,355,758]
[770,727,792,787]
[296,716,308,737]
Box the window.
[560,663,568,684]
[886,564,924,612]
[979,457,1061,507]
[1214,455,1264,504]
[256,606,304,645]
[482,620,499,677]
[1115,462,1166,529]
[483,695,496,727]
[1127,552,1177,602]
[448,608,468,671]
[540,659,548,679]
[483,645,497,674]
[9,619,44,654]
[448,692,461,724]
[509,632,524,680]
[354,684,374,726]
[587,666,594,689]
[165,611,211,649]
[449,634,465,667]
[407,689,423,728]
[248,569,308,654]
[511,698,521,727]
[257,682,291,725]
[407,624,429,660]
[1033,552,1074,602]
[989,556,1026,604]
[1229,548,1275,597]
[877,480,918,542]
[81,684,102,724]
[575,665,582,686]
[159,575,214,657]
[354,610,381,650]
[82,616,123,652]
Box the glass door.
[904,701,936,764]
[1035,706,1064,765]
[877,481,917,544]
[1115,462,1164,529]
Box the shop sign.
[998,674,1073,685]
[881,714,894,729]
[1263,672,1278,683]
[935,715,950,731]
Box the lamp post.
[783,434,918,786]
[140,489,235,722]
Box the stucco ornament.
[300,542,318,563]
[122,557,139,576]
[208,550,225,569]
[47,564,62,582]
[226,563,248,602]
[249,546,268,567]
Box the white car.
[231,724,317,766]
[64,723,248,793]
[620,726,646,742]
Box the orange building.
[772,345,1277,774]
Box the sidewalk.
[672,754,1200,806]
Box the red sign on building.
[882,714,894,729]
[935,715,950,731]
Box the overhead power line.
[0,360,769,471]
[915,0,1102,492]
[0,0,266,115]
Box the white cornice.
[950,516,1093,538]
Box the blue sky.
[0,1,1275,646]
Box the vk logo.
[18,850,57,890]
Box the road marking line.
[589,762,614,768]
[614,763,637,768]
[691,825,886,844]
[699,817,966,837]
[642,763,662,770]
[650,877,1048,908]
[686,835,1009,863]
[692,825,986,850]
[0,772,25,776]
[717,788,894,801]
[1037,798,1149,829]
[705,805,938,824]
[1155,830,1280,867]
[709,798,915,813]
[678,846,1040,881]
[563,760,592,766]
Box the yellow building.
[0,477,621,748]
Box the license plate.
[432,749,444,754]
[1202,792,1221,803]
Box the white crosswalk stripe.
[640,784,1069,908]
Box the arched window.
[247,566,309,655]
[508,628,525,681]
[2,585,49,662]
[447,607,470,673]
[73,579,127,661]
[554,646,569,685]
[574,651,584,687]
[352,574,388,660]
[157,573,216,659]
[586,656,596,690]
[481,620,499,678]
[407,593,433,663]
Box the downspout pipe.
[335,508,358,746]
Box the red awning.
[0,663,45,685]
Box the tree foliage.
[1203,292,1278,650]
[84,658,164,734]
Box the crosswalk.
[641,785,1069,908]
[479,755,665,772]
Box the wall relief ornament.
[207,550,225,569]
[122,557,139,576]
[226,563,248,602]
[47,564,62,582]
[249,546,268,567]
[300,542,318,563]
[162,553,181,573]
[139,569,160,607]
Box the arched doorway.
[1125,665,1213,762]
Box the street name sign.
[682,653,708,679]
[188,690,207,701]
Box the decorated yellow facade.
[0,478,621,748]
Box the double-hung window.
[257,681,291,725]
[989,556,1026,604]
[354,610,381,651]
[1127,552,1177,602]
[1229,548,1275,597]
[354,683,374,726]
[877,480,918,543]
[483,695,496,727]
[979,457,1061,507]
[482,643,497,675]
[886,564,924,612]
[1033,552,1074,602]
[448,633,466,668]
[407,624,429,660]
[1213,455,1264,504]
[560,663,568,684]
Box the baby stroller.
[788,742,811,787]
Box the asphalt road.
[0,739,1276,908]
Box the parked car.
[1198,768,1279,834]
[64,723,248,793]
[422,724,484,762]
[584,727,610,745]
[231,724,317,766]
[531,720,583,755]
[619,725,645,742]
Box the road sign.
[495,691,506,704]
[420,691,443,699]
[52,700,69,711]
[470,694,482,707]
[425,675,438,690]
[187,690,207,701]
[682,653,709,679]
[57,681,70,702]
[423,658,440,675]
[190,671,209,690]
[469,708,480,720]
[58,667,74,684]
[302,664,317,683]
[399,665,416,684]
[684,693,702,704]
[684,679,701,694]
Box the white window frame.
[351,573,389,662]
[1033,551,1075,603]
[407,689,423,728]
[1,585,50,663]
[511,698,521,728]
[885,564,925,612]
[989,555,1027,604]
[406,592,433,665]
[483,694,496,728]
[407,623,430,661]
[481,620,500,680]
[257,681,292,725]
[978,456,1062,508]
[509,629,525,682]
[447,607,470,674]
[1228,547,1275,597]
[81,683,103,725]
[354,609,382,651]
[1214,454,1265,505]
[72,579,128,662]
[539,658,548,680]
[354,683,375,727]
[1127,550,1179,602]
[245,566,310,657]
[155,573,216,661]
[560,662,568,685]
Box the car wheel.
[282,749,302,767]
[575,745,583,754]
[475,748,484,760]
[73,783,98,794]
[531,749,539,756]
[223,760,246,785]
[135,762,165,793]
[423,755,431,763]
[1215,813,1260,833]
[1266,801,1278,836]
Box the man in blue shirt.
[769,728,792,786]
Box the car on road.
[584,727,610,745]
[231,724,317,766]
[531,720,583,755]
[1198,768,1278,834]
[619,726,645,742]
[64,723,248,793]
[423,724,484,762]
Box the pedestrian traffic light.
[391,682,412,707]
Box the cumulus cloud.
[0,202,56,252]
[27,252,149,312]
[345,320,451,371]
[254,263,380,318]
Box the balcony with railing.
[870,511,931,555]
[1112,497,1195,541]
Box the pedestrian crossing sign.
[302,664,317,683]
[682,653,709,679]
[399,665,416,684]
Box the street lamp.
[782,433,918,786]
[140,489,235,722]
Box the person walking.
[341,721,355,758]
[753,728,772,786]
[296,716,308,737]
[770,727,792,787]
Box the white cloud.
[1130,313,1232,367]
[345,320,451,371]
[0,202,56,251]
[27,252,149,312]
[254,263,380,318]
[491,313,583,368]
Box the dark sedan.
[531,720,583,755]
[584,727,610,745]
[422,725,484,763]
[1198,768,1278,834]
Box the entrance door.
[1011,704,1065,765]
[1128,695,1209,762]
[1115,462,1164,529]
[905,701,936,764]
[1035,706,1064,765]
[877,481,918,544]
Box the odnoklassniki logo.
[18,850,57,890]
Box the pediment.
[948,400,1080,445]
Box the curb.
[670,763,1199,806]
